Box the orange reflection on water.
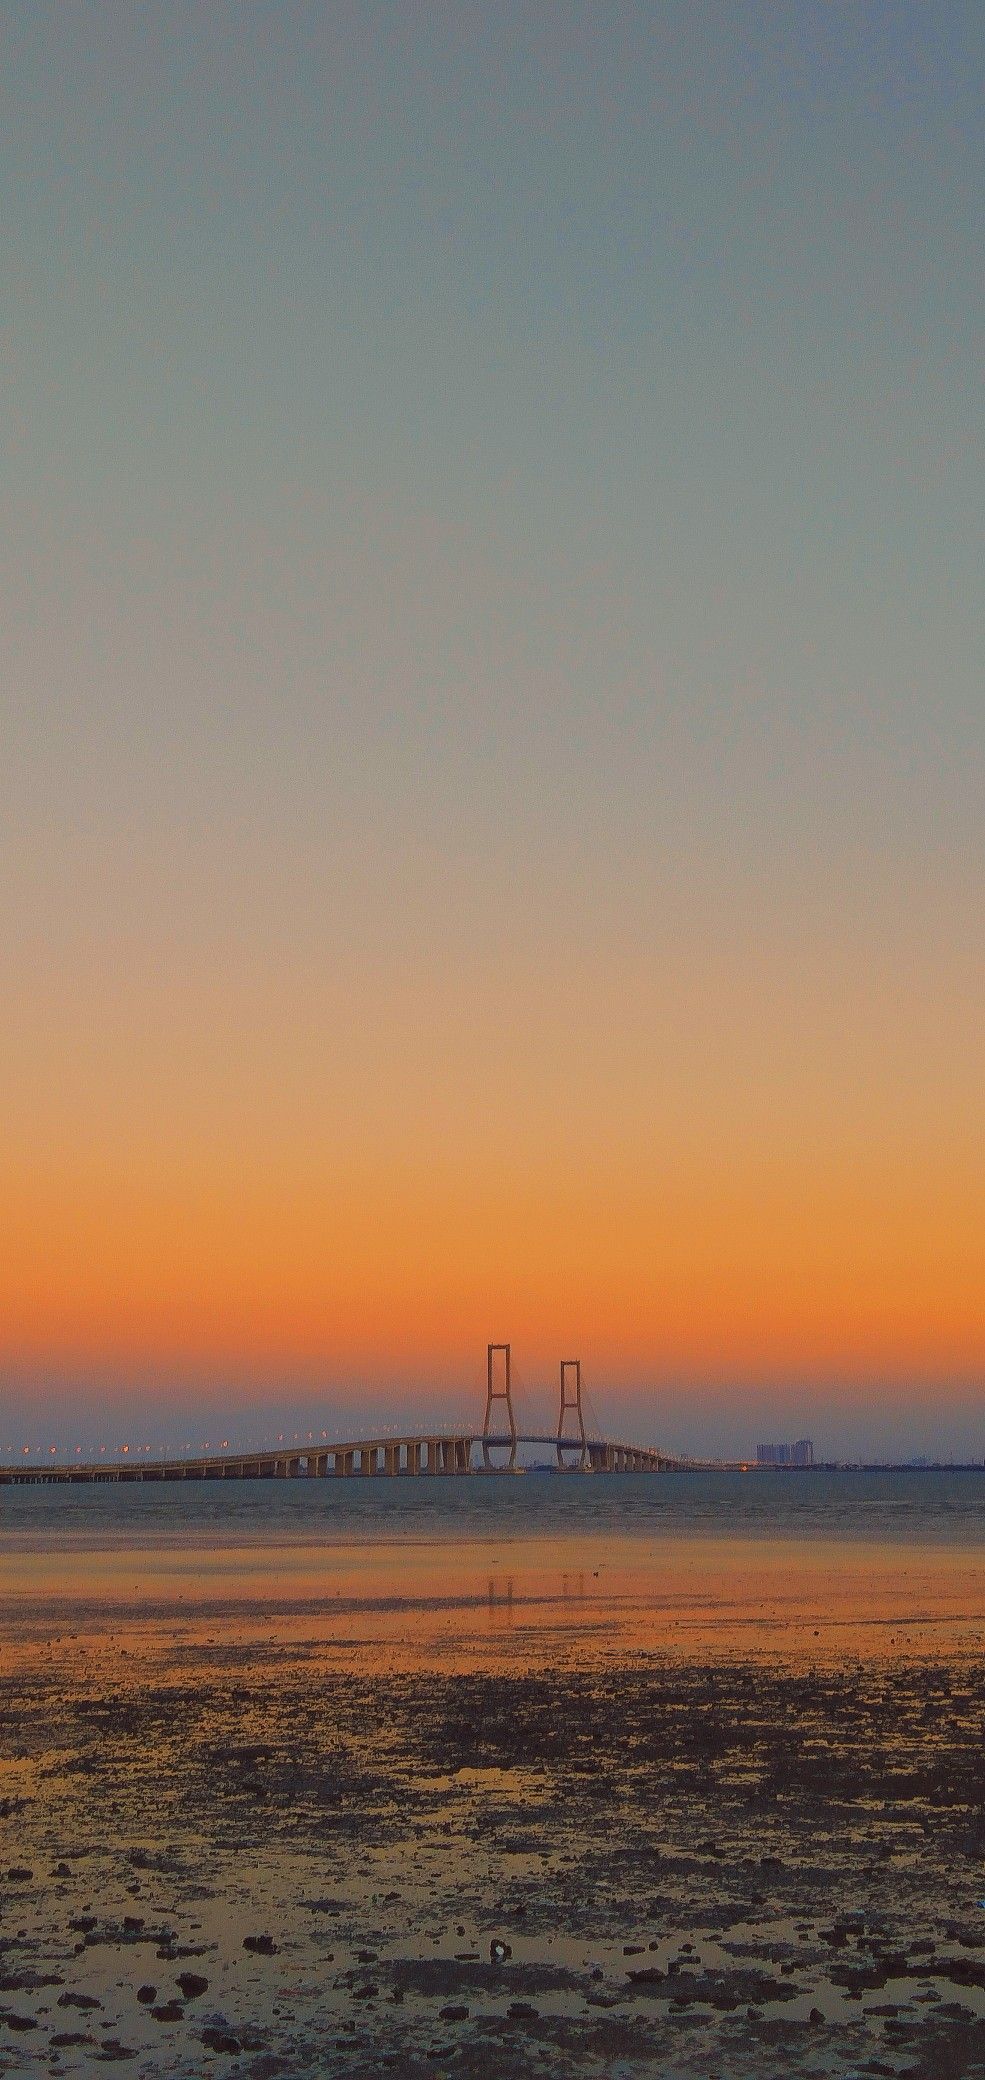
[1,1530,983,1674]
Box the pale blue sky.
[1,4,983,1455]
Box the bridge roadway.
[0,1432,673,1485]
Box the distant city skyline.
[2,4,983,1458]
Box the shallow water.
[1,1469,983,1667]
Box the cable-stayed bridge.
[0,1347,674,1484]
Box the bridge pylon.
[558,1358,589,1470]
[482,1343,517,1471]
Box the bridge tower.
[557,1358,589,1470]
[482,1343,517,1471]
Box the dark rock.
[629,1966,798,2013]
[175,1972,208,1999]
[136,1985,156,2005]
[243,1934,278,1956]
[0,1970,61,1993]
[201,2026,242,2054]
[938,1955,985,1990]
[438,2003,470,2021]
[830,1958,906,1996]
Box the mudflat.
[2,1478,984,2075]
[1,1605,984,2076]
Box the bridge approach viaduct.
[0,1349,674,1484]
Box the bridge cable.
[581,1378,605,1445]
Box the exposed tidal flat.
[1,1475,984,2077]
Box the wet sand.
[1,1521,984,2076]
[3,1521,985,1664]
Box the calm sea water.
[1,1465,984,1545]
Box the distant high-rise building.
[757,1439,814,1467]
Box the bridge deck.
[0,1433,673,1484]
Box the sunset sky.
[2,3,983,1458]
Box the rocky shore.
[1,1634,984,2076]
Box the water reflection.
[486,1575,515,1627]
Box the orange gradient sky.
[4,856,983,1440]
[2,8,983,1454]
